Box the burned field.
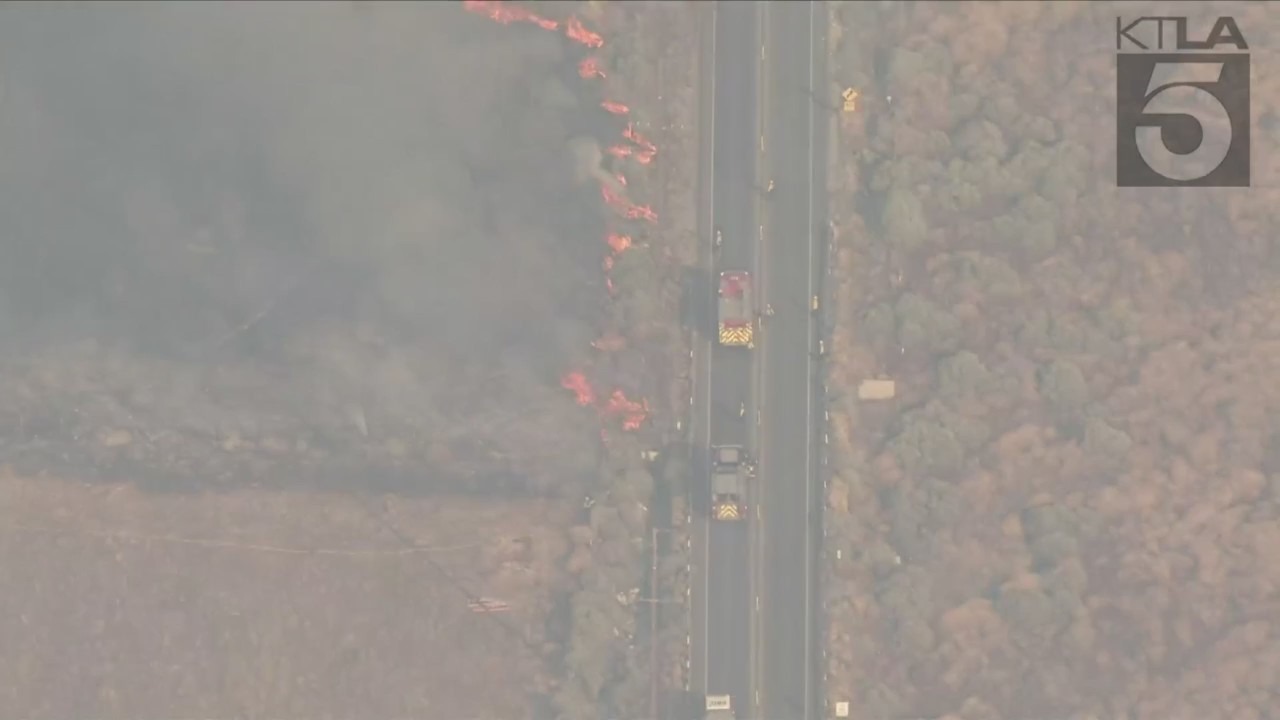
[0,2,634,498]
[0,2,681,718]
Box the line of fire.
[464,0,660,443]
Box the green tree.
[1029,531,1079,571]
[994,584,1062,651]
[936,350,994,404]
[956,118,1009,161]
[882,184,929,252]
[885,477,966,561]
[888,414,965,478]
[860,302,897,353]
[938,159,984,216]
[1037,359,1088,427]
[1083,416,1131,473]
[1020,502,1077,542]
[876,565,938,656]
[895,293,961,357]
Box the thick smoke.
[0,2,604,365]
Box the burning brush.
[559,374,650,431]
[607,233,632,253]
[604,390,649,430]
[623,203,658,223]
[578,57,606,79]
[601,100,630,116]
[566,16,604,48]
[561,371,596,406]
[600,182,658,224]
[463,0,559,30]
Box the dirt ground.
[0,468,574,719]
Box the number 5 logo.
[1116,54,1250,187]
[1135,62,1231,181]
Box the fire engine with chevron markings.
[710,445,751,521]
[717,271,754,348]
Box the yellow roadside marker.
[841,87,859,113]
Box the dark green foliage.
[894,293,962,357]
[1037,360,1088,427]
[889,416,965,478]
[936,350,995,402]
[881,185,929,252]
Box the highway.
[690,2,761,718]
[758,3,828,720]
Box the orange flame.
[562,373,648,432]
[578,57,606,79]
[606,276,617,295]
[566,16,604,48]
[607,233,632,253]
[603,390,648,431]
[633,149,656,165]
[623,123,657,152]
[624,204,658,223]
[601,101,630,116]
[601,182,626,208]
[561,371,596,406]
[614,172,627,187]
[464,0,559,30]
[606,144,634,159]
[601,181,655,222]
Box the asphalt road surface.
[690,2,761,718]
[758,3,828,720]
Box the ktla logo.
[1116,16,1250,187]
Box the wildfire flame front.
[601,101,630,116]
[607,233,632,253]
[578,57,606,79]
[463,0,558,30]
[566,16,605,48]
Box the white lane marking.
[700,4,717,697]
[803,4,817,720]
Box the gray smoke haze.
[0,2,607,365]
